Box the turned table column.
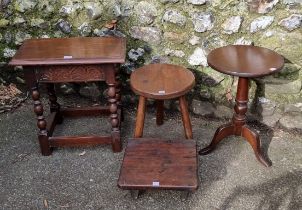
[199,45,284,167]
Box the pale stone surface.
[284,103,302,113]
[14,0,37,12]
[191,99,215,116]
[222,16,243,34]
[187,0,207,5]
[163,9,187,26]
[279,14,302,31]
[78,22,92,36]
[163,32,186,43]
[13,17,26,25]
[56,19,72,34]
[257,97,277,117]
[164,49,185,58]
[188,47,208,66]
[128,48,145,61]
[279,113,302,131]
[134,1,157,25]
[14,31,31,45]
[30,18,48,29]
[3,48,16,58]
[84,2,103,20]
[266,80,302,94]
[250,16,274,33]
[0,19,9,28]
[214,105,233,119]
[261,109,283,127]
[189,35,201,45]
[248,0,279,14]
[192,12,214,32]
[282,0,302,4]
[234,37,253,45]
[130,26,162,45]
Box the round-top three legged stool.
[118,64,198,198]
[130,63,195,139]
[199,45,284,167]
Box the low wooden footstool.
[118,64,198,198]
[118,138,198,198]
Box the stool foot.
[242,125,272,167]
[39,135,52,156]
[199,123,234,155]
[130,190,144,199]
[180,191,192,201]
[111,131,122,153]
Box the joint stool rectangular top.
[9,37,126,156]
[118,138,199,191]
[9,37,126,66]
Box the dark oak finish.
[10,37,126,65]
[207,45,284,78]
[199,45,285,167]
[130,64,195,100]
[131,64,195,139]
[9,37,126,155]
[118,138,199,191]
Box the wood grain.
[9,37,126,66]
[130,64,195,100]
[207,45,284,78]
[118,138,198,191]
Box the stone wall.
[0,0,302,130]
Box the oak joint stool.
[9,37,126,155]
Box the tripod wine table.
[9,37,126,155]
[198,45,284,167]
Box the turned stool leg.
[134,96,146,138]
[115,73,124,122]
[179,96,193,139]
[156,100,164,126]
[31,84,52,156]
[108,83,121,152]
[47,83,63,124]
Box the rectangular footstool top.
[118,138,198,191]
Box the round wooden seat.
[130,63,195,139]
[130,64,195,100]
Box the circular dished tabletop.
[207,45,284,78]
[130,63,195,100]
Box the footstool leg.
[134,96,146,138]
[47,83,63,124]
[156,100,164,126]
[32,84,52,156]
[179,96,193,139]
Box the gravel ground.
[0,97,301,210]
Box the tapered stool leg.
[179,96,193,139]
[156,100,164,126]
[134,96,146,138]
